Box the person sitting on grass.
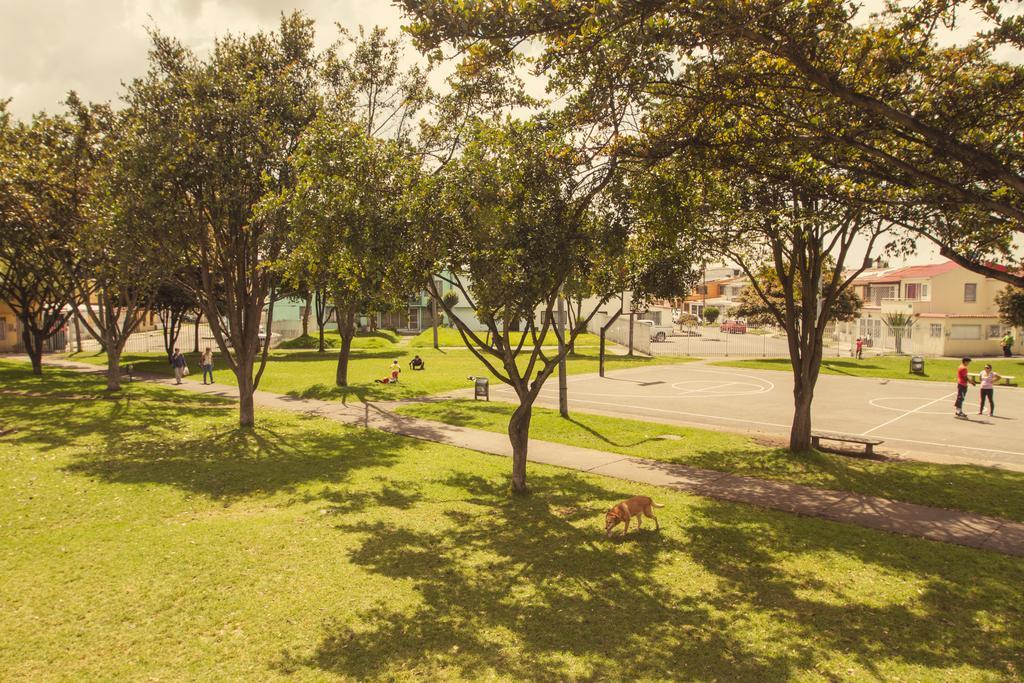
[375,360,402,384]
[409,355,425,371]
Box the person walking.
[954,357,975,418]
[978,363,1001,416]
[200,347,215,385]
[854,337,864,360]
[170,348,188,385]
[1001,331,1015,358]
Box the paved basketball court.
[495,362,1024,470]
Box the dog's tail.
[652,502,665,508]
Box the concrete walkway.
[39,359,1024,557]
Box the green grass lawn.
[278,330,401,350]
[409,327,604,348]
[67,346,689,403]
[2,361,1022,680]
[713,355,1024,384]
[394,400,1024,523]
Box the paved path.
[38,358,1024,557]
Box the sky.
[2,0,1018,267]
[0,0,407,118]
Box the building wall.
[910,270,1005,317]
[0,302,20,353]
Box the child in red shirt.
[954,357,975,418]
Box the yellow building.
[852,261,1019,357]
[0,301,21,353]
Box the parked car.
[720,320,747,334]
[649,324,675,342]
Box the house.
[0,301,70,354]
[678,273,749,319]
[850,259,1019,357]
[0,301,19,353]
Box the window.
[921,284,929,299]
[0,317,6,341]
[905,283,921,300]
[988,325,1004,338]
[950,324,981,340]
[964,283,977,303]
[930,323,942,338]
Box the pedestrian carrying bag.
[183,366,190,376]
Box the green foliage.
[125,12,324,421]
[732,269,863,328]
[0,99,98,370]
[702,306,720,324]
[996,287,1024,328]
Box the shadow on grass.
[282,472,1024,680]
[0,364,408,503]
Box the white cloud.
[0,0,407,118]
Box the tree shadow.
[281,471,1023,680]
[278,472,804,680]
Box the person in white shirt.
[978,364,1001,416]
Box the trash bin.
[910,355,925,375]
[474,377,489,401]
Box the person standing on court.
[170,348,188,385]
[854,337,864,360]
[1002,331,1015,358]
[954,357,975,418]
[200,347,215,385]
[978,363,1001,416]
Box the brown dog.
[605,495,664,537]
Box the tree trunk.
[790,377,815,452]
[335,300,356,387]
[237,370,255,428]
[73,313,82,353]
[106,345,122,392]
[556,296,568,417]
[301,293,312,337]
[508,401,533,494]
[193,310,202,354]
[238,385,255,428]
[22,325,43,375]
[432,297,439,349]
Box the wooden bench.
[811,431,884,457]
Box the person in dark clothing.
[170,348,188,385]
[409,355,425,371]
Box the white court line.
[870,434,1024,458]
[526,393,792,430]
[861,392,955,436]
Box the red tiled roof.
[886,261,959,279]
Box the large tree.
[420,118,655,493]
[127,13,322,426]
[0,99,97,375]
[73,107,170,391]
[398,0,1024,284]
[285,119,424,386]
[712,178,884,451]
[294,26,430,386]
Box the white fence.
[588,313,653,356]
